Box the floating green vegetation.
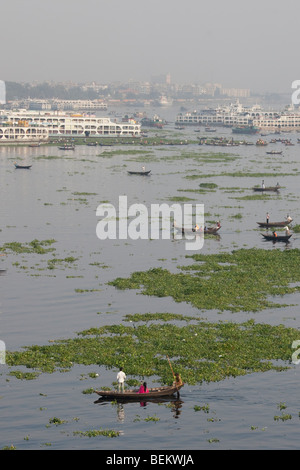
[73,429,120,438]
[8,370,40,380]
[194,404,210,413]
[186,171,298,179]
[34,155,62,160]
[230,194,279,201]
[177,189,214,195]
[110,248,300,313]
[47,256,78,270]
[72,192,98,196]
[49,417,67,426]
[101,149,153,157]
[144,415,160,422]
[163,151,236,163]
[199,183,218,189]
[293,224,300,233]
[274,413,292,422]
[5,314,300,385]
[0,239,56,254]
[168,196,195,202]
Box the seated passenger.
[138,382,149,393]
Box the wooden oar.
[167,355,175,379]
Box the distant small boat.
[174,221,221,235]
[28,142,41,147]
[204,225,221,234]
[127,170,151,175]
[261,233,292,242]
[266,151,282,155]
[58,145,75,150]
[14,163,32,169]
[256,139,268,146]
[252,186,280,192]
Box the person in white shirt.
[117,367,126,392]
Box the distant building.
[28,100,51,110]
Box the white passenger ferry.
[0,109,141,140]
[176,101,300,131]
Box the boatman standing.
[117,367,126,392]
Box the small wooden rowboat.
[94,384,183,400]
[174,222,221,235]
[127,170,151,175]
[58,145,75,150]
[257,220,292,228]
[14,164,32,169]
[204,226,221,234]
[261,233,292,242]
[252,186,280,192]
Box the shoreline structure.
[1,100,300,143]
[0,109,141,143]
[176,100,300,131]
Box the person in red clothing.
[138,382,149,393]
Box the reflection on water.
[95,397,184,422]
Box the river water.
[1,106,300,450]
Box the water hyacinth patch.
[5,248,300,386]
[110,248,300,313]
[6,315,300,385]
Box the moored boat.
[94,384,183,400]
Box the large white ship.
[0,109,141,141]
[176,101,300,131]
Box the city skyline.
[0,0,299,94]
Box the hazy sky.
[1,0,299,93]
